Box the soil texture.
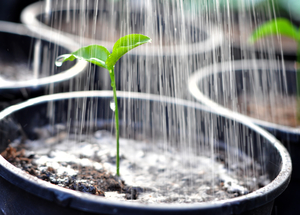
[1,145,144,200]
[0,127,270,204]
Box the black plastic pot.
[188,60,300,145]
[0,21,87,103]
[0,91,291,215]
[21,0,223,96]
[188,59,298,214]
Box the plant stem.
[109,67,120,176]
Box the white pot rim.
[0,21,87,89]
[21,1,223,56]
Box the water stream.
[19,0,290,203]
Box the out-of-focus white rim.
[21,1,223,56]
[0,21,87,89]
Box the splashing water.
[110,100,115,112]
[55,54,72,67]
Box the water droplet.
[110,100,115,112]
[55,55,69,67]
[55,61,63,67]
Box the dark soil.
[0,143,268,203]
[1,145,145,200]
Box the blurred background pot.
[0,21,87,109]
[189,60,300,145]
[21,0,223,98]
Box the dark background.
[0,0,38,23]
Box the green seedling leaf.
[55,45,110,69]
[249,18,300,44]
[106,34,151,69]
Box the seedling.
[55,34,151,176]
[249,18,300,121]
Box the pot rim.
[0,91,292,214]
[21,1,223,56]
[0,21,87,89]
[188,59,300,135]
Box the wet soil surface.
[1,145,144,200]
[0,128,270,204]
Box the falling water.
[33,39,41,79]
[18,0,290,203]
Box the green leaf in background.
[105,34,151,69]
[55,45,110,69]
[249,18,300,43]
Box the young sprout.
[55,34,151,176]
[249,18,300,121]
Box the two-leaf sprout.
[55,34,151,176]
[249,18,300,121]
